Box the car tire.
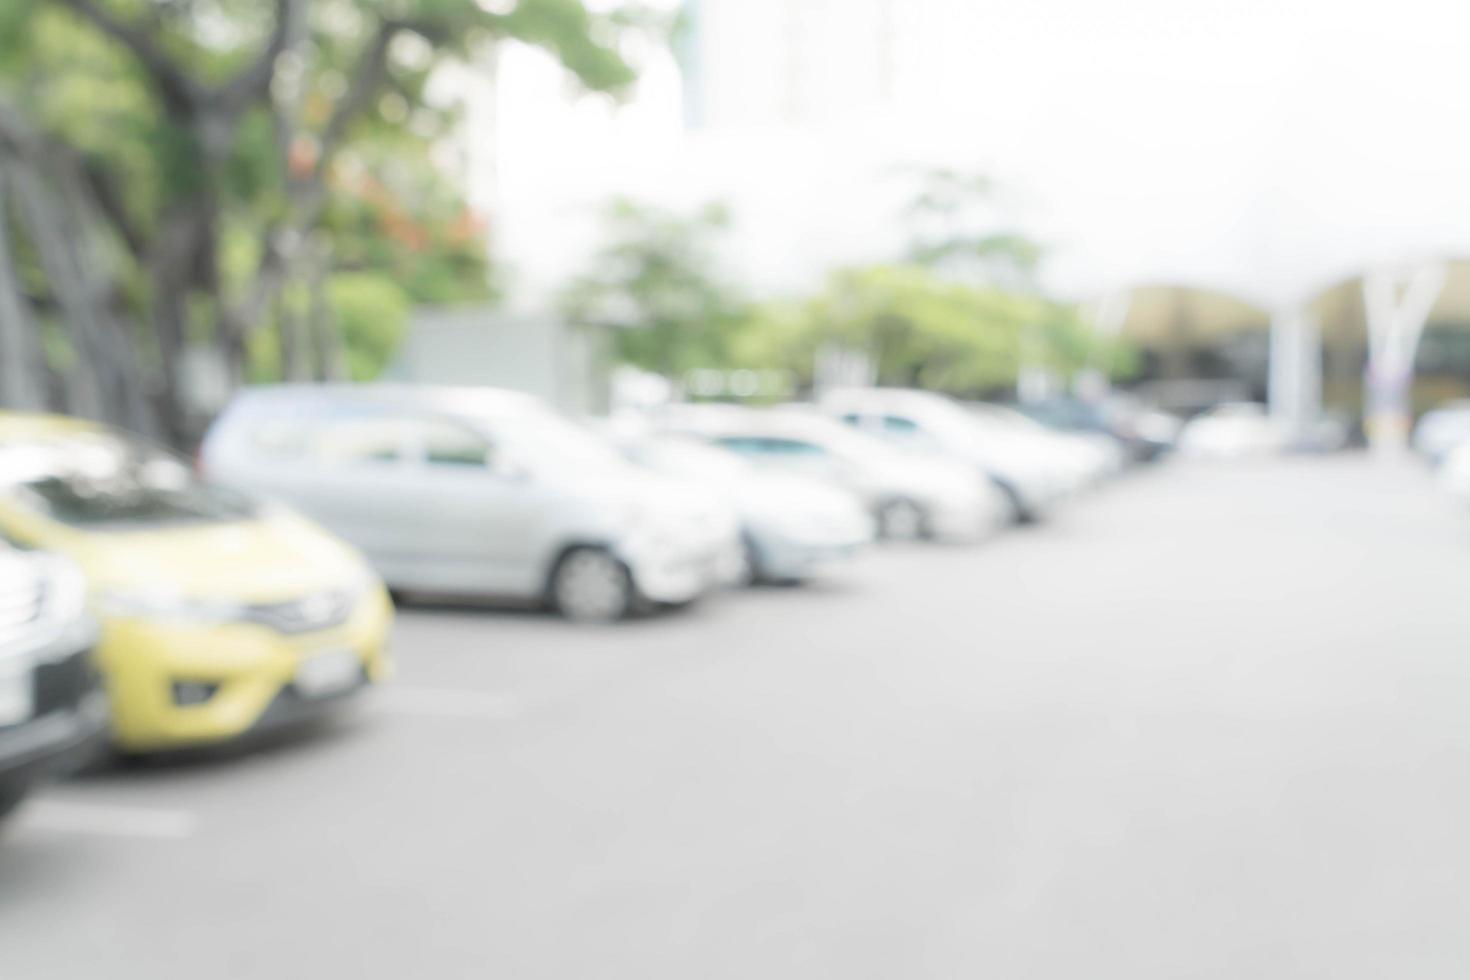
[877,498,928,541]
[736,535,765,587]
[550,547,634,623]
[990,477,1033,525]
[0,780,30,825]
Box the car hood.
[729,472,868,523]
[54,508,368,603]
[865,453,979,501]
[588,468,741,536]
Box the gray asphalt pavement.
[4,456,1470,978]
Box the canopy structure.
[486,0,1470,443]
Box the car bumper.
[750,531,868,581]
[622,536,742,604]
[98,588,394,752]
[0,688,109,786]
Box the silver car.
[202,386,743,622]
[616,431,875,584]
[652,404,1010,542]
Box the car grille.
[33,647,98,717]
[0,558,45,650]
[242,590,355,635]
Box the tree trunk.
[0,169,46,411]
[306,255,343,381]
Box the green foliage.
[732,265,1131,396]
[560,197,746,378]
[0,0,641,415]
[328,273,412,381]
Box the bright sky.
[476,0,1470,311]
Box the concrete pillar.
[1362,263,1446,452]
[1268,306,1321,442]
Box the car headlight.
[40,555,88,625]
[97,590,246,625]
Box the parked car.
[615,430,874,584]
[203,386,743,622]
[1412,401,1470,464]
[816,387,1066,522]
[0,535,107,824]
[967,402,1123,490]
[652,404,1010,542]
[0,413,393,753]
[1019,394,1178,462]
[1177,402,1286,458]
[1437,441,1470,502]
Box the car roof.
[0,412,106,440]
[659,406,874,448]
[819,387,955,411]
[224,384,543,418]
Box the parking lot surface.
[4,457,1470,978]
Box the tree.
[903,167,1043,291]
[0,0,638,443]
[559,197,747,380]
[735,265,1040,395]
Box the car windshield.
[770,414,910,468]
[0,431,256,530]
[488,410,632,474]
[634,437,752,480]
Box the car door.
[396,415,551,597]
[265,409,422,583]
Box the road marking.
[371,686,521,720]
[13,799,198,840]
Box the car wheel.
[0,781,30,825]
[990,477,1032,524]
[877,498,927,541]
[551,548,634,623]
[736,536,764,587]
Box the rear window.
[236,412,408,467]
[0,431,256,530]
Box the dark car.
[0,536,107,825]
[1019,395,1178,463]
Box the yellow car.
[0,413,393,752]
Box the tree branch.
[79,156,148,259]
[314,17,450,176]
[54,0,203,116]
[313,22,396,176]
[214,0,306,114]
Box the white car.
[967,402,1123,490]
[202,386,743,622]
[0,537,105,824]
[1413,401,1470,464]
[652,404,1010,542]
[617,431,874,584]
[1177,402,1287,459]
[1437,442,1470,502]
[817,387,1067,522]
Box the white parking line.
[13,799,198,840]
[371,686,521,721]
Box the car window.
[765,438,826,457]
[882,415,920,434]
[311,416,409,466]
[246,418,311,458]
[0,431,256,530]
[714,436,766,456]
[715,436,827,457]
[419,419,494,468]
